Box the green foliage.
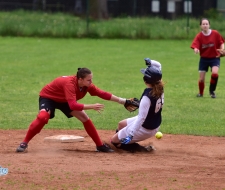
[1,37,225,137]
[0,10,86,38]
[0,10,225,39]
[204,8,224,20]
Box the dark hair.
[76,68,91,79]
[200,18,210,25]
[141,66,164,98]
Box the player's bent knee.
[118,121,124,130]
[29,111,50,134]
[37,111,50,124]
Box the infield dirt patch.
[0,129,225,190]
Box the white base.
[44,135,84,143]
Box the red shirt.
[191,30,224,58]
[39,76,112,110]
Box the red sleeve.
[191,33,200,49]
[217,31,225,45]
[88,84,112,100]
[68,99,84,111]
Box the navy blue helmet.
[140,66,162,84]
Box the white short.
[117,116,160,143]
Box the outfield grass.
[1,37,225,136]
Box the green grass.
[1,37,225,136]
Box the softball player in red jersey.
[16,68,128,153]
[111,60,164,152]
[191,18,224,98]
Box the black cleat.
[96,143,114,152]
[16,142,28,153]
[210,91,216,98]
[145,145,156,152]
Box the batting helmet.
[140,66,162,84]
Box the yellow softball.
[155,131,163,139]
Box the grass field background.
[1,37,225,136]
[0,10,225,39]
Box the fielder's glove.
[217,49,225,57]
[124,98,140,112]
[120,134,133,144]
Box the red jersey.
[39,76,112,103]
[191,30,224,58]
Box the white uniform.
[118,60,163,143]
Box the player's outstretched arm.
[110,95,126,104]
[110,95,140,112]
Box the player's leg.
[23,110,50,142]
[16,97,53,152]
[118,119,127,130]
[111,120,158,152]
[112,116,137,143]
[197,71,206,97]
[115,119,127,133]
[197,58,208,97]
[115,117,136,133]
[70,110,114,152]
[117,125,158,143]
[209,67,219,98]
[70,110,102,146]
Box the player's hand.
[194,48,199,54]
[120,134,133,144]
[93,103,104,113]
[216,49,225,58]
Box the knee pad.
[29,111,50,134]
[37,111,50,124]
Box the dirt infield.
[1,129,225,190]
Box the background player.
[16,67,129,153]
[111,59,164,152]
[191,18,224,98]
